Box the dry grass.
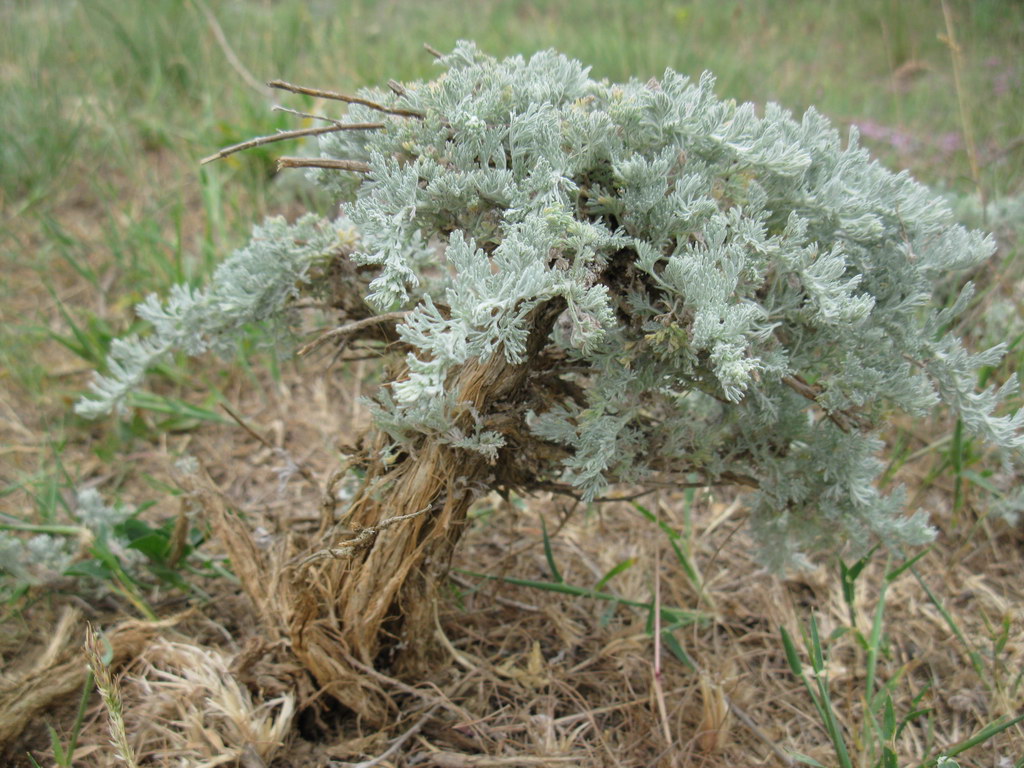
[3,353,1021,766]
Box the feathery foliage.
[78,42,1021,566]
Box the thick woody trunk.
[277,299,564,721]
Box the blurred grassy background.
[2,4,1020,236]
[2,4,1020,259]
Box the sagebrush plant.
[0,485,215,611]
[79,41,1021,571]
[0,489,134,593]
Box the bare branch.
[781,374,871,433]
[298,311,409,357]
[531,470,759,500]
[298,503,436,567]
[423,43,443,59]
[272,105,343,126]
[277,157,372,173]
[268,79,424,119]
[529,483,659,503]
[201,122,384,165]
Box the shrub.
[78,42,1020,716]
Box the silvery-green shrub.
[78,42,1021,568]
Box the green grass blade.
[0,519,85,537]
[456,569,708,624]
[950,420,966,518]
[923,712,1024,765]
[865,576,890,698]
[839,545,878,624]
[883,694,896,739]
[47,725,67,766]
[912,566,986,679]
[780,626,805,678]
[783,619,854,768]
[885,548,930,583]
[631,502,703,594]
[64,670,95,766]
[539,515,563,584]
[595,557,635,590]
[49,294,110,366]
[659,629,696,671]
[808,613,825,672]
[125,391,230,424]
[895,708,933,742]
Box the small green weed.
[0,484,229,618]
[26,670,94,768]
[781,551,1024,767]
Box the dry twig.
[335,702,443,768]
[269,79,424,119]
[298,311,409,357]
[533,471,758,500]
[277,157,372,173]
[298,502,437,567]
[782,374,870,432]
[273,104,344,126]
[201,122,384,165]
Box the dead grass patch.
[4,358,1020,766]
